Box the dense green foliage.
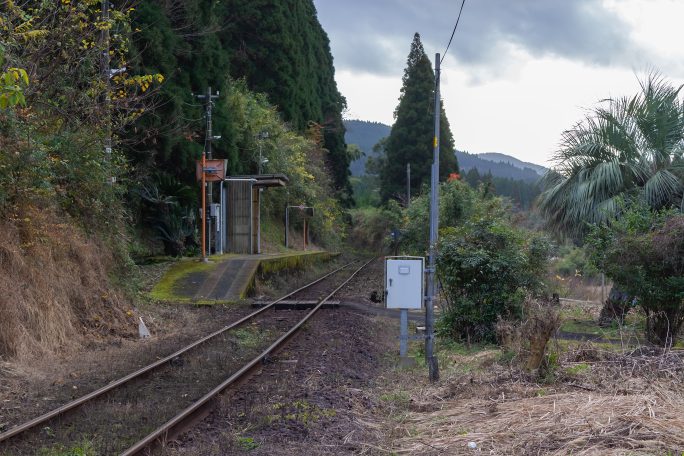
[379,33,458,202]
[392,179,550,343]
[129,0,351,209]
[226,81,345,248]
[344,120,392,176]
[0,1,154,234]
[550,244,598,278]
[539,74,684,239]
[539,74,684,330]
[587,205,684,345]
[438,218,550,343]
[347,202,402,253]
[1,1,350,259]
[462,168,541,210]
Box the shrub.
[495,296,561,374]
[437,218,550,343]
[401,179,499,255]
[347,202,402,253]
[552,245,599,278]
[589,209,684,346]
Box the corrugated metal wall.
[227,181,253,253]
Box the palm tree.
[539,74,684,324]
[540,74,684,236]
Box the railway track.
[0,258,374,455]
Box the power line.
[441,0,466,64]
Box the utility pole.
[100,0,113,183]
[406,163,411,207]
[425,53,441,382]
[196,87,220,257]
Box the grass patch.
[36,438,97,456]
[379,391,412,408]
[233,326,266,349]
[560,317,644,341]
[566,362,591,375]
[266,400,337,426]
[235,436,259,451]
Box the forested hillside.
[344,119,540,208]
[130,0,350,201]
[345,120,391,176]
[456,150,543,182]
[0,0,348,359]
[477,152,547,176]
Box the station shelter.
[218,174,289,254]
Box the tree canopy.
[379,33,458,202]
[128,0,351,204]
[539,74,684,238]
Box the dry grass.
[0,205,133,360]
[397,386,684,455]
[386,347,684,455]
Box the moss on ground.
[149,259,218,302]
[149,251,337,304]
[257,251,335,275]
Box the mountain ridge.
[344,119,546,182]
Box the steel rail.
[122,257,375,456]
[0,259,359,444]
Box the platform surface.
[152,251,333,304]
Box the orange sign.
[195,159,226,182]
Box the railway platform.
[150,251,335,304]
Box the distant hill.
[344,119,391,176]
[456,151,545,183]
[344,119,546,182]
[477,152,547,176]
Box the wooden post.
[303,219,308,250]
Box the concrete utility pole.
[100,0,113,183]
[196,87,220,256]
[425,53,441,382]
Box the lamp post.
[257,131,269,174]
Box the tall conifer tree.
[380,33,458,201]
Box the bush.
[589,208,684,346]
[401,179,501,255]
[347,202,402,253]
[437,218,551,343]
[552,245,599,278]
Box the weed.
[566,362,591,375]
[379,391,411,409]
[37,438,96,456]
[498,349,517,365]
[267,400,336,426]
[233,326,264,349]
[236,436,259,451]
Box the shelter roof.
[226,174,288,188]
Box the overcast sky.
[313,0,684,166]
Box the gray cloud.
[314,0,644,78]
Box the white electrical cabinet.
[385,257,424,309]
